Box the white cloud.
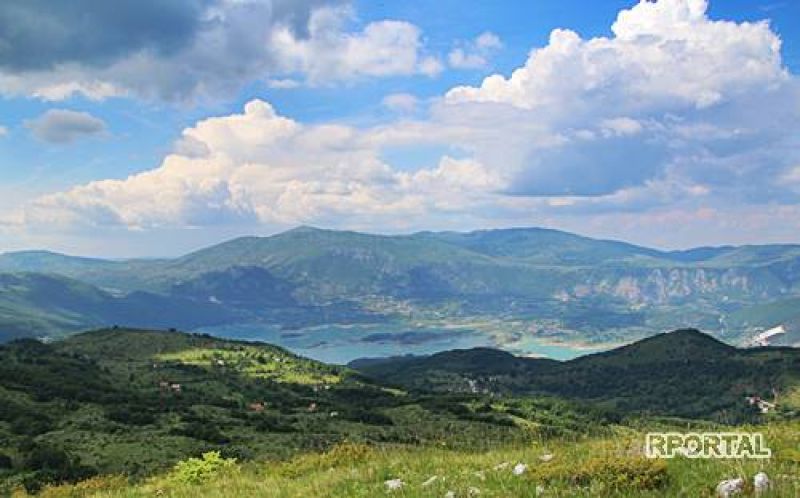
[0,125,7,137]
[25,109,107,144]
[418,56,445,77]
[445,0,785,110]
[475,32,502,51]
[600,117,643,137]
[448,31,503,69]
[270,8,442,83]
[16,100,501,230]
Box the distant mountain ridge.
[1,226,800,347]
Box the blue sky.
[0,0,799,256]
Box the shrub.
[173,422,229,444]
[171,451,237,484]
[106,405,157,426]
[534,456,668,491]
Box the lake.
[195,321,604,364]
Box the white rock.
[384,478,405,491]
[422,475,439,487]
[754,472,770,494]
[716,478,745,497]
[512,463,528,475]
[493,461,510,470]
[539,453,554,462]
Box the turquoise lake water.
[196,322,604,364]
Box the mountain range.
[1,226,800,354]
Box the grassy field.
[21,422,800,497]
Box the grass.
[155,347,342,385]
[23,422,800,498]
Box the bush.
[219,445,255,462]
[173,422,229,444]
[535,456,668,491]
[20,445,98,494]
[171,451,237,484]
[106,405,157,426]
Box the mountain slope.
[415,227,663,265]
[0,328,609,492]
[0,273,238,341]
[0,250,116,274]
[352,329,800,421]
[2,226,800,347]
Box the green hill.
[415,227,663,264]
[0,328,610,493]
[0,251,118,275]
[353,329,800,422]
[0,273,240,341]
[1,328,798,497]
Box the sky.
[0,0,799,257]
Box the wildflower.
[385,478,405,491]
[512,463,528,476]
[753,472,770,495]
[716,477,744,498]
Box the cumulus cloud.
[0,0,439,102]
[25,109,107,144]
[17,100,501,230]
[438,0,797,200]
[445,1,785,111]
[270,8,443,82]
[448,32,502,69]
[8,0,800,247]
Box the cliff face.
[566,267,786,305]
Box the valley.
[1,227,799,362]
